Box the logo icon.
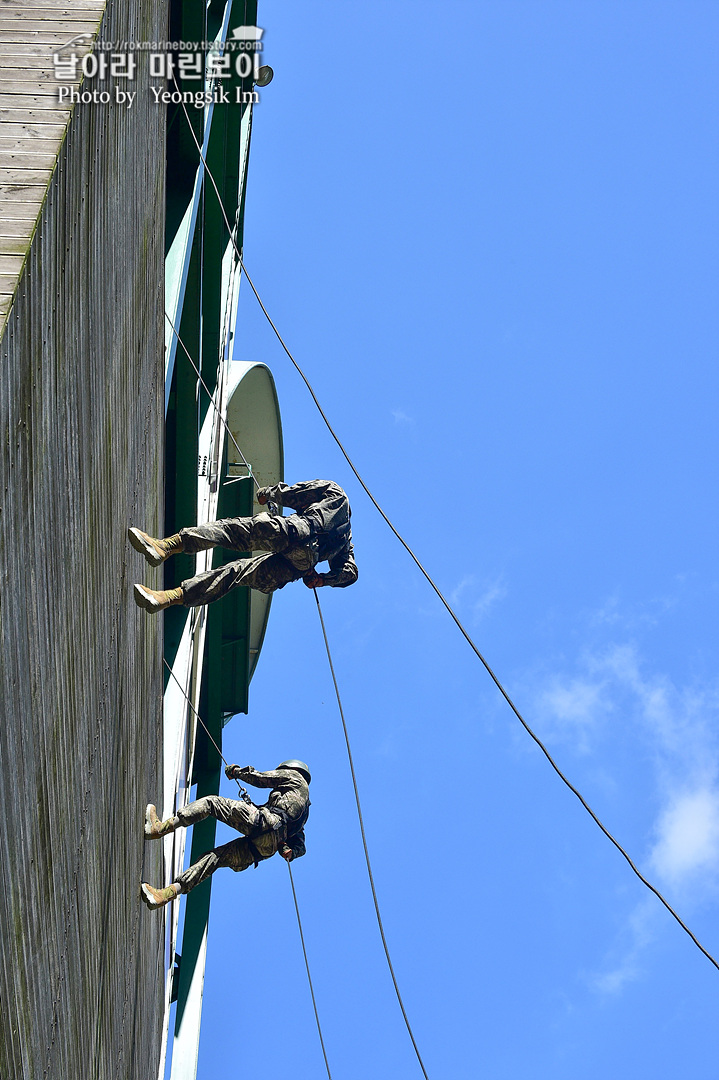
[230,26,264,41]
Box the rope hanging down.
[162,657,246,798]
[165,312,259,493]
[287,863,333,1080]
[313,590,431,1080]
[163,662,333,1071]
[173,83,719,973]
[166,276,335,1063]
[166,85,390,1071]
[249,273,719,975]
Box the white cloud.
[591,784,719,993]
[595,643,719,773]
[449,575,474,605]
[532,642,719,781]
[593,961,638,995]
[532,675,611,753]
[590,592,677,632]
[541,677,607,726]
[528,623,719,991]
[591,898,657,996]
[651,788,719,884]
[449,573,507,621]
[391,408,414,424]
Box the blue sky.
[193,3,718,1077]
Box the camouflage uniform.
[174,767,309,895]
[178,479,358,606]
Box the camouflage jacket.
[257,479,358,589]
[239,766,310,861]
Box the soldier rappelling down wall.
[129,479,358,612]
[141,762,311,909]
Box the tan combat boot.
[141,882,180,909]
[144,804,179,839]
[128,527,183,566]
[133,584,184,613]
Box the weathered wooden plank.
[0,231,30,249]
[0,77,65,89]
[0,202,43,221]
[0,252,24,272]
[0,68,64,86]
[0,55,80,70]
[0,195,46,215]
[0,82,67,97]
[0,270,20,290]
[0,76,62,88]
[0,42,93,56]
[0,140,58,160]
[0,32,99,47]
[0,101,71,120]
[0,135,64,151]
[0,149,59,168]
[0,17,92,28]
[0,216,40,235]
[0,76,61,94]
[0,0,105,6]
[0,249,28,267]
[0,168,49,183]
[0,217,41,232]
[0,6,104,15]
[0,12,104,24]
[0,18,102,31]
[0,63,59,74]
[1,45,86,58]
[0,31,99,46]
[0,167,54,183]
[0,178,47,191]
[0,0,105,7]
[0,293,13,314]
[0,234,32,253]
[0,121,67,137]
[0,57,59,67]
[0,84,68,99]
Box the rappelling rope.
[172,77,719,974]
[259,295,719,975]
[165,242,331,1061]
[165,311,260,493]
[162,656,247,799]
[244,315,719,977]
[287,862,333,1079]
[166,284,426,1065]
[313,589,431,1078]
[164,661,333,1071]
[164,657,333,1074]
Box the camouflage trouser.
[179,513,319,602]
[174,795,281,895]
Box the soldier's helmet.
[277,760,311,783]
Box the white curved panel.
[225,360,284,678]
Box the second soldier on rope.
[141,760,311,909]
[129,478,357,613]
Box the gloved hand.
[257,491,267,505]
[279,844,293,862]
[303,571,325,589]
[225,764,252,780]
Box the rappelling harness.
[243,797,311,869]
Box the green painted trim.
[168,0,260,1050]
